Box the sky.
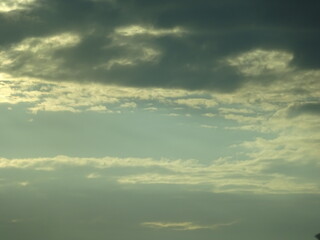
[0,0,320,239]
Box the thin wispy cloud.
[141,220,238,231]
[1,155,319,194]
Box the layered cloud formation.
[1,1,320,240]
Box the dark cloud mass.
[287,103,320,118]
[1,0,320,91]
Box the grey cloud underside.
[288,103,320,118]
[1,0,320,91]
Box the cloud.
[0,0,36,12]
[18,181,29,186]
[200,124,217,129]
[117,173,320,194]
[0,32,81,79]
[1,155,318,194]
[1,66,319,180]
[241,133,320,164]
[0,72,201,113]
[0,42,319,193]
[141,220,238,231]
[218,108,253,114]
[120,102,137,108]
[1,0,318,91]
[0,155,201,173]
[86,173,101,179]
[287,103,320,118]
[86,105,108,112]
[98,26,164,70]
[10,219,24,223]
[225,49,293,76]
[202,113,216,117]
[114,25,186,37]
[174,98,217,109]
[223,114,263,124]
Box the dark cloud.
[0,0,320,91]
[287,103,320,118]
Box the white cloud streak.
[114,25,187,37]
[0,155,318,194]
[141,220,238,231]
